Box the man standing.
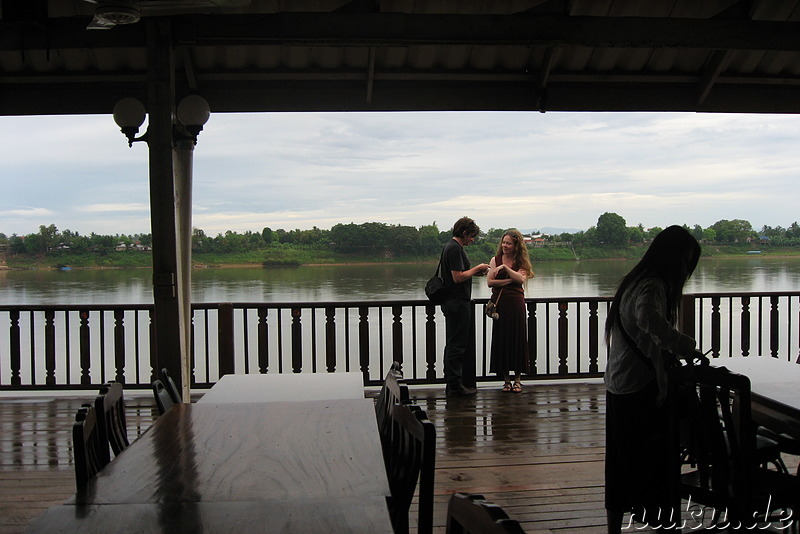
[441,217,490,397]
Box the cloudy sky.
[1,111,799,237]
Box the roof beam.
[4,13,800,52]
[696,50,731,108]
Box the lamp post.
[113,94,210,401]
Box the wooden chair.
[375,362,409,449]
[669,364,800,526]
[385,402,436,534]
[94,381,129,463]
[72,404,108,491]
[756,426,799,475]
[160,367,182,404]
[152,379,176,415]
[446,493,525,534]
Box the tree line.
[3,214,800,259]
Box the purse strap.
[491,287,505,304]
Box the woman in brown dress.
[487,229,534,392]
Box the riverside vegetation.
[2,213,800,269]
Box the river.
[1,256,799,304]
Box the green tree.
[418,223,441,255]
[484,228,506,242]
[627,224,645,244]
[711,219,753,243]
[192,228,206,251]
[691,225,704,242]
[596,212,628,246]
[329,223,361,253]
[646,226,663,240]
[261,227,273,245]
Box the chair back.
[160,367,182,404]
[446,493,525,534]
[73,404,108,491]
[375,363,409,446]
[385,402,436,534]
[669,364,755,518]
[152,379,176,415]
[94,381,130,461]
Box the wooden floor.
[1,381,797,533]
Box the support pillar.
[147,19,185,397]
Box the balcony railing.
[1,292,798,390]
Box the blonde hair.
[495,229,534,279]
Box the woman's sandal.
[512,382,522,393]
[501,382,512,392]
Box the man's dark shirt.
[441,239,471,300]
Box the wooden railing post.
[190,307,196,386]
[44,310,56,386]
[9,310,21,386]
[291,307,303,373]
[588,301,599,374]
[113,309,125,383]
[770,295,780,358]
[217,304,235,376]
[257,307,269,374]
[425,304,438,380]
[325,306,336,372]
[741,296,751,357]
[527,302,537,375]
[149,308,157,381]
[711,297,721,358]
[358,306,370,380]
[79,310,91,385]
[392,305,403,370]
[557,302,569,375]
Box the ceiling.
[3,0,800,116]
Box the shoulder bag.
[424,249,447,304]
[485,288,504,320]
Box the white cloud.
[2,111,800,236]
[83,203,150,213]
[8,207,55,217]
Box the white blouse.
[604,276,696,406]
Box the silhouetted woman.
[604,225,701,533]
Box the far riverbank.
[3,244,799,271]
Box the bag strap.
[434,246,445,277]
[491,287,505,304]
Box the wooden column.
[147,19,184,396]
[174,138,194,400]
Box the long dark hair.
[604,225,701,345]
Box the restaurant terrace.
[2,1,800,532]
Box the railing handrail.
[1,291,798,390]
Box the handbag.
[424,250,447,304]
[485,288,504,320]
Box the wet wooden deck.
[1,381,797,533]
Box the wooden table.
[29,399,392,533]
[197,372,365,404]
[711,356,800,440]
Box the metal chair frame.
[446,493,525,534]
